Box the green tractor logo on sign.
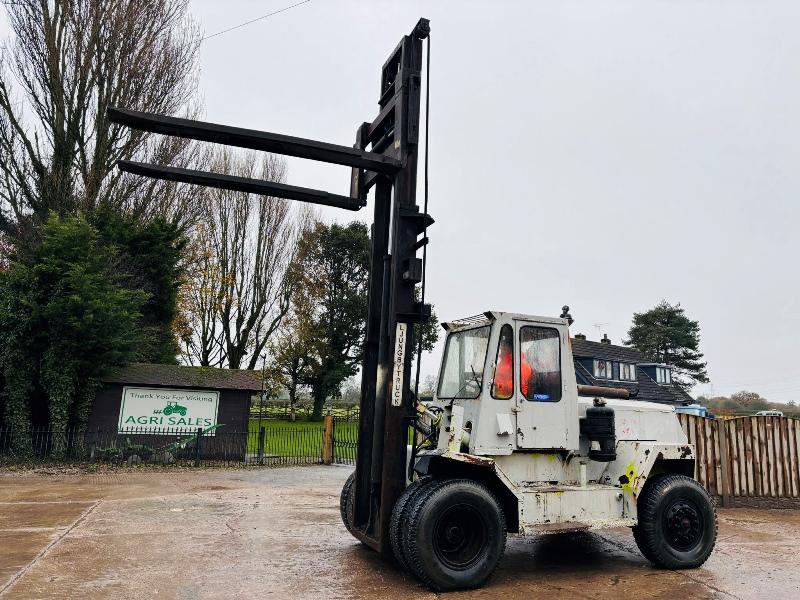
[162,401,187,417]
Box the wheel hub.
[433,504,488,571]
[445,525,464,545]
[663,499,703,551]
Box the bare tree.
[0,0,204,236]
[181,149,307,370]
[178,220,225,366]
[420,374,438,398]
[339,376,361,405]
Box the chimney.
[601,333,611,344]
[574,333,586,340]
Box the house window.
[620,363,637,381]
[593,359,612,379]
[655,367,671,384]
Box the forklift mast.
[108,19,431,554]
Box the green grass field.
[247,418,358,458]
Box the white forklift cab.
[380,311,717,591]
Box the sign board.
[118,387,220,435]
[391,323,407,407]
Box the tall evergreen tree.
[0,215,146,442]
[92,209,187,363]
[625,301,709,390]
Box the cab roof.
[442,311,569,332]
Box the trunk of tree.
[227,348,243,370]
[311,388,326,422]
[288,380,297,422]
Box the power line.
[201,0,312,42]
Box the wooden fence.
[678,414,800,508]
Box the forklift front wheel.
[390,476,433,571]
[403,479,506,591]
[339,472,356,537]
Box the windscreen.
[437,325,491,399]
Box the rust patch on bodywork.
[444,451,496,467]
[531,521,592,535]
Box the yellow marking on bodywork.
[530,452,558,462]
[622,461,638,495]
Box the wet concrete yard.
[0,466,798,599]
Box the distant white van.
[755,410,784,417]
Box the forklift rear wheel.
[631,523,657,564]
[339,472,356,536]
[389,476,433,571]
[633,474,717,569]
[403,479,506,591]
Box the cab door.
[514,320,574,450]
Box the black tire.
[633,474,717,569]
[632,522,657,563]
[403,479,506,591]
[631,475,664,564]
[339,472,356,535]
[389,476,434,571]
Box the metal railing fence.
[332,418,358,465]
[250,403,361,422]
[0,424,326,467]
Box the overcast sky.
[6,1,800,402]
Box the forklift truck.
[110,17,715,592]
[341,311,716,590]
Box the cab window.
[491,324,514,399]
[437,326,490,399]
[519,326,562,402]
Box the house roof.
[102,363,264,392]
[666,384,695,405]
[571,338,694,406]
[570,337,644,363]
